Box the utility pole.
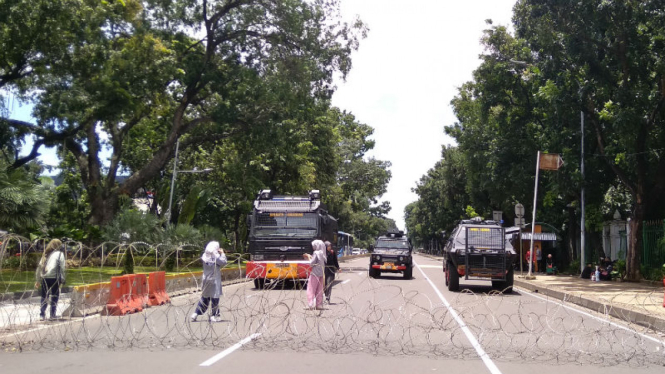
[581,111,585,274]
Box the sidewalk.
[515,274,665,332]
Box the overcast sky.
[331,0,517,230]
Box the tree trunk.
[626,200,644,281]
[568,205,576,263]
[233,208,241,252]
[89,191,119,226]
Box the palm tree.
[0,160,50,235]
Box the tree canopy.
[407,1,665,279]
[1,0,393,248]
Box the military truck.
[245,189,338,289]
[442,218,516,292]
[369,230,413,279]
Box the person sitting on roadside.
[545,254,557,275]
[580,263,593,279]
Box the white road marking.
[417,265,441,269]
[199,333,262,366]
[520,287,665,345]
[415,261,502,374]
[341,279,350,285]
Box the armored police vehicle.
[443,218,516,292]
[369,230,413,279]
[245,189,337,289]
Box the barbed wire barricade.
[1,233,665,367]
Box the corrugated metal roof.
[519,232,558,241]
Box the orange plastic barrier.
[148,271,171,306]
[133,273,150,308]
[124,274,145,313]
[105,276,134,316]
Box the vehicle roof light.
[258,189,273,200]
[309,190,321,200]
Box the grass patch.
[0,265,247,293]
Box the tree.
[2,0,366,226]
[0,157,50,235]
[405,146,470,250]
[513,0,665,280]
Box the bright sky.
[332,0,517,230]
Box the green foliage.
[615,260,627,279]
[405,146,471,248]
[639,265,664,282]
[164,254,175,273]
[101,209,162,243]
[0,159,50,235]
[122,249,134,275]
[465,206,480,219]
[162,224,202,247]
[1,0,367,228]
[565,259,581,276]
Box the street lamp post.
[515,203,525,276]
[165,138,213,224]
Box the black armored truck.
[369,230,413,279]
[442,218,516,292]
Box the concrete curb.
[514,279,665,333]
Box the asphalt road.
[1,253,664,374]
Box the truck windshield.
[374,239,410,252]
[252,212,318,238]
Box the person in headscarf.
[323,241,340,304]
[191,241,227,322]
[303,239,327,310]
[34,239,66,320]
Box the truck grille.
[464,227,506,280]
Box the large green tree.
[513,0,665,279]
[2,0,365,226]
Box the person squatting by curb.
[324,240,340,304]
[35,239,66,321]
[304,239,327,310]
[191,241,227,322]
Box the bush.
[164,253,176,272]
[1,252,42,270]
[639,265,663,281]
[102,209,162,243]
[162,224,202,247]
[564,259,581,275]
[122,250,134,275]
[2,255,21,269]
[615,259,626,279]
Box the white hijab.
[201,241,220,263]
[311,239,325,253]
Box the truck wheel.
[504,267,514,293]
[403,266,412,280]
[447,261,459,292]
[444,263,449,286]
[254,278,265,289]
[369,267,379,278]
[492,268,514,293]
